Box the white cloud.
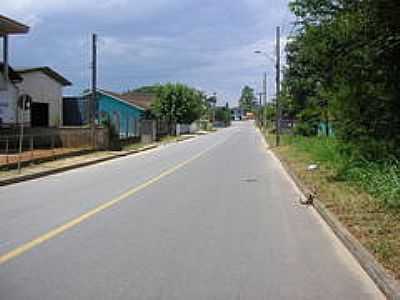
[2,0,178,21]
[4,0,294,106]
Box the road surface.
[0,122,383,299]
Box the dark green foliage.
[101,117,121,151]
[151,83,206,124]
[284,0,400,159]
[285,136,400,208]
[214,107,231,126]
[239,86,257,113]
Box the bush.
[101,118,121,151]
[289,136,400,208]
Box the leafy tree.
[239,86,257,113]
[214,106,231,127]
[151,83,205,133]
[283,0,400,159]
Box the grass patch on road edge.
[264,132,400,280]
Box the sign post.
[17,94,32,173]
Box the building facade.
[16,67,72,127]
[0,65,22,126]
[96,90,146,138]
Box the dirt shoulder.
[265,134,400,282]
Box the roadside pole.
[91,33,97,149]
[17,97,25,174]
[263,72,267,131]
[275,26,281,147]
[257,92,263,127]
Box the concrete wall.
[17,71,63,127]
[0,73,25,125]
[23,127,109,150]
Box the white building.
[16,67,72,127]
[0,64,23,126]
[0,15,29,127]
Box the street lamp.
[253,26,281,147]
[254,50,275,63]
[254,51,272,131]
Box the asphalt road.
[0,122,383,299]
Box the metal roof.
[0,15,29,35]
[15,67,72,86]
[0,63,23,83]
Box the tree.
[151,83,205,133]
[214,106,231,127]
[239,86,257,113]
[283,0,400,159]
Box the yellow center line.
[0,137,227,265]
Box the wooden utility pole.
[263,72,267,129]
[91,33,97,149]
[275,26,281,147]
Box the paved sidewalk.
[0,134,197,186]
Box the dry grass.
[268,136,400,280]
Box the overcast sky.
[2,0,294,106]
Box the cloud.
[3,0,294,105]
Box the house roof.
[98,90,155,111]
[119,92,156,110]
[15,67,72,86]
[0,15,29,34]
[96,89,146,111]
[0,63,23,83]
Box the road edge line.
[259,130,400,300]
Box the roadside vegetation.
[133,83,218,133]
[264,133,400,280]
[260,0,400,279]
[151,83,208,128]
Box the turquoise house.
[95,90,146,138]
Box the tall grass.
[285,136,400,209]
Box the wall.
[17,71,63,127]
[63,97,89,126]
[23,127,109,150]
[98,93,144,138]
[0,73,21,126]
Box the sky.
[2,0,294,106]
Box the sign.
[18,94,32,110]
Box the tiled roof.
[99,90,155,111]
[120,92,156,110]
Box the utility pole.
[257,92,263,126]
[263,72,267,130]
[91,33,97,149]
[275,26,281,147]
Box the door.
[31,102,49,127]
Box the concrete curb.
[0,144,159,187]
[0,132,206,187]
[273,149,400,300]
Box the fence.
[176,122,199,135]
[0,128,109,170]
[0,119,204,171]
